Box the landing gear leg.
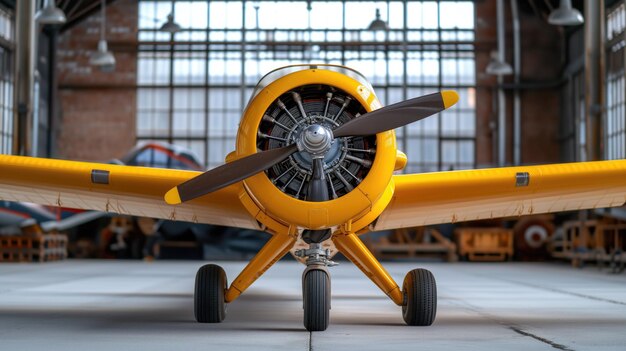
[296,239,336,331]
[332,231,438,326]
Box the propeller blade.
[332,91,458,138]
[165,144,298,204]
[302,158,332,243]
[306,158,330,202]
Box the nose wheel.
[401,268,437,326]
[303,268,331,331]
[194,264,227,323]
[296,241,336,331]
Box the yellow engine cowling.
[234,66,398,233]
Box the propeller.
[164,90,458,205]
[164,144,298,204]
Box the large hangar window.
[606,3,625,160]
[0,6,13,155]
[136,0,476,172]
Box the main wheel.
[402,268,437,326]
[195,264,227,323]
[303,268,330,331]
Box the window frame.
[136,0,477,171]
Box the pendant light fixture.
[35,0,67,25]
[548,0,584,26]
[89,0,116,72]
[160,13,181,34]
[486,50,513,75]
[367,9,389,31]
[485,0,512,76]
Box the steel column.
[496,0,507,167]
[14,0,36,156]
[511,0,521,165]
[584,0,605,161]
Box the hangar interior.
[0,0,625,349]
[1,0,623,264]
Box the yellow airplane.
[1,64,625,331]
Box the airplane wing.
[372,159,626,231]
[0,155,261,230]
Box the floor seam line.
[497,277,626,307]
[447,298,577,351]
[459,270,626,307]
[508,326,576,351]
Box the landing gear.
[402,268,437,326]
[296,241,336,332]
[194,264,227,323]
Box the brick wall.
[475,1,563,167]
[475,1,498,167]
[517,12,562,165]
[56,0,137,162]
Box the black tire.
[303,269,330,331]
[194,264,227,323]
[402,268,437,326]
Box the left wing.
[373,159,626,231]
[0,155,261,230]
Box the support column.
[510,0,522,165]
[584,0,605,161]
[496,0,507,167]
[332,231,403,306]
[14,0,36,156]
[224,228,297,303]
[46,27,59,158]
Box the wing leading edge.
[0,155,260,230]
[373,159,626,231]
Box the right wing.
[373,159,626,231]
[0,155,261,230]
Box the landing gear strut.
[295,241,337,331]
[332,232,438,327]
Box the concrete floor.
[0,260,625,351]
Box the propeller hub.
[297,124,333,158]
